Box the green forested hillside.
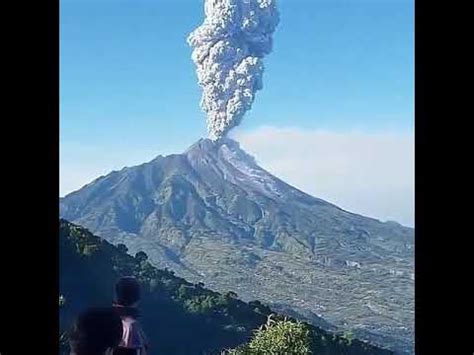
[59,219,392,355]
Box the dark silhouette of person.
[112,277,149,355]
[69,307,123,355]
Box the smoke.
[188,0,279,141]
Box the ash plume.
[188,0,279,141]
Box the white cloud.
[232,126,414,227]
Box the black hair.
[69,307,123,355]
[115,276,141,306]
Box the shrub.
[224,315,312,354]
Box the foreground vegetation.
[225,316,312,355]
[59,219,392,354]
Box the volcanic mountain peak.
[184,138,331,206]
[184,138,258,172]
[185,137,221,153]
[60,138,414,354]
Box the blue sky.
[60,0,414,226]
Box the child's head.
[69,307,123,355]
[115,276,141,306]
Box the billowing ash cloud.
[188,0,279,141]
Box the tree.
[117,243,128,254]
[135,251,148,263]
[82,244,99,256]
[177,284,189,300]
[226,291,238,299]
[341,330,354,345]
[224,315,312,355]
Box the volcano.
[60,138,414,354]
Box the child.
[69,307,123,355]
[112,276,149,355]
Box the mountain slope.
[60,138,414,354]
[59,219,393,355]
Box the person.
[69,307,123,355]
[112,276,149,355]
